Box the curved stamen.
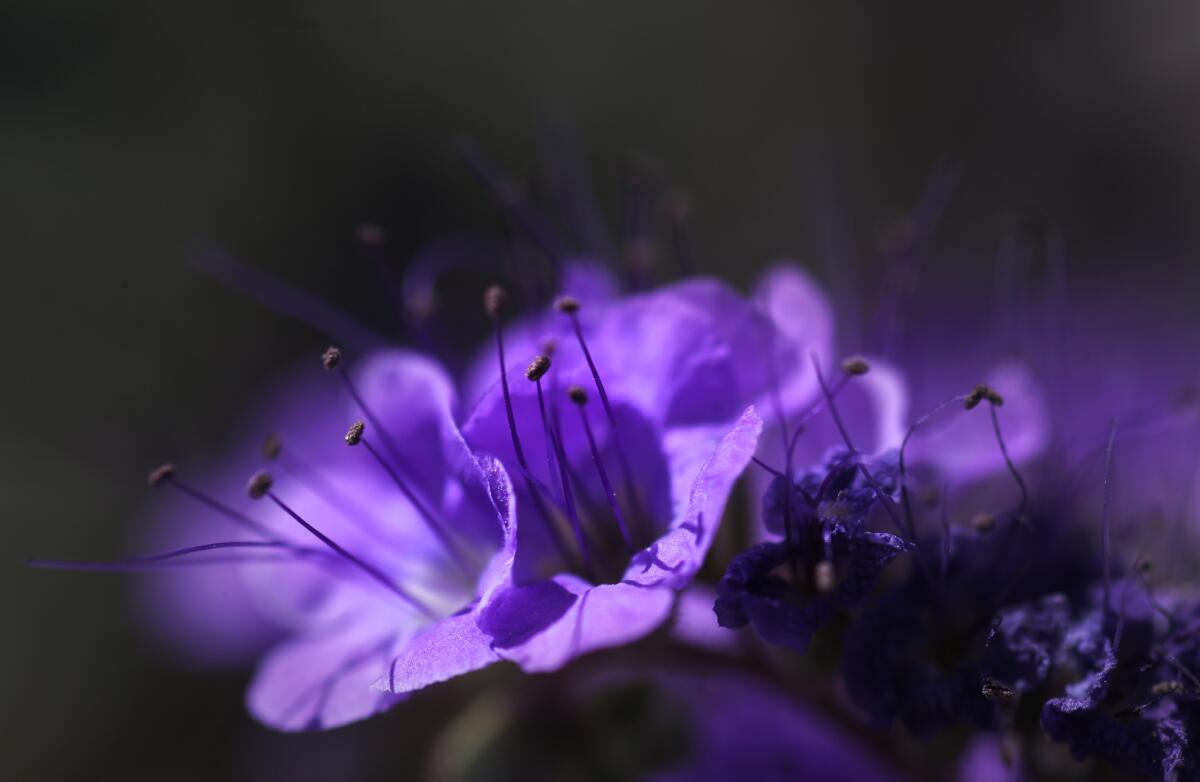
[249,471,437,618]
[569,385,633,551]
[967,384,1030,520]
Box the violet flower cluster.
[34,147,1200,782]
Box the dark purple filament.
[27,540,324,572]
[266,491,436,618]
[534,379,592,574]
[573,397,634,551]
[358,435,474,577]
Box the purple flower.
[454,277,772,673]
[104,351,517,730]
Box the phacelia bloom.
[51,351,519,731]
[455,277,773,673]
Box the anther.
[965,384,1003,410]
[147,463,177,487]
[554,295,580,314]
[540,338,558,358]
[1152,680,1184,697]
[840,356,871,376]
[814,560,836,593]
[525,355,551,382]
[483,285,507,319]
[247,470,274,500]
[567,385,588,405]
[322,346,342,371]
[262,433,283,461]
[345,421,365,446]
[970,513,997,533]
[981,678,1017,705]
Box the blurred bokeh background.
[5,2,1200,779]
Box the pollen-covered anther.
[247,471,274,500]
[554,295,581,314]
[524,355,551,382]
[981,677,1017,705]
[970,512,997,533]
[261,433,282,460]
[322,346,342,371]
[814,560,836,593]
[840,356,871,376]
[965,383,1004,410]
[567,385,588,406]
[345,421,365,446]
[147,463,177,487]
[1152,680,1184,697]
[483,285,507,318]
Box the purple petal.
[491,576,675,673]
[476,579,578,649]
[373,611,499,695]
[753,261,836,412]
[625,406,764,587]
[246,605,415,732]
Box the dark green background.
[6,2,1200,779]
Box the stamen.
[569,385,633,551]
[972,387,1030,518]
[531,372,592,573]
[485,287,529,471]
[840,356,871,376]
[556,295,643,524]
[812,354,919,545]
[249,471,437,618]
[262,433,283,461]
[345,421,474,576]
[1102,418,1118,616]
[526,356,560,499]
[148,463,275,539]
[27,540,324,572]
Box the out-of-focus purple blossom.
[461,277,772,672]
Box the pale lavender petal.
[246,605,416,732]
[753,261,836,412]
[373,611,499,695]
[491,575,675,673]
[670,585,739,653]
